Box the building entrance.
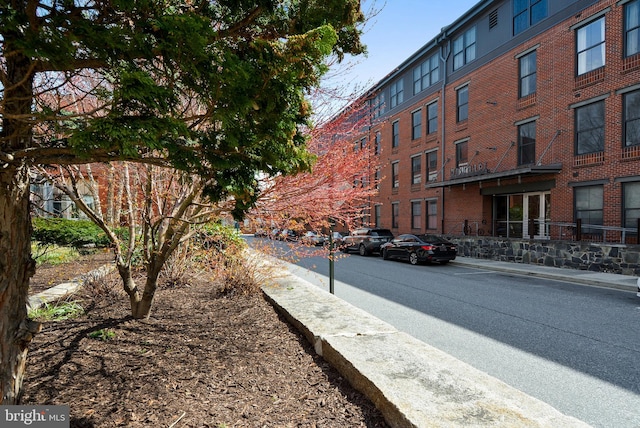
[494,192,550,238]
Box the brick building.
[334,0,640,243]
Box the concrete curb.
[27,264,115,310]
[262,266,591,428]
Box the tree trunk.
[116,261,161,320]
[0,165,38,404]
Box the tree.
[0,0,364,404]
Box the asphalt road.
[250,238,640,428]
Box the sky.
[327,0,480,95]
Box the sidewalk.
[262,255,639,428]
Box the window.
[411,201,422,229]
[427,199,438,229]
[375,131,381,155]
[427,101,438,134]
[374,168,381,190]
[392,120,399,148]
[624,90,640,147]
[392,202,399,229]
[574,185,603,232]
[413,54,439,95]
[427,151,438,181]
[372,92,385,118]
[518,121,536,165]
[575,101,604,155]
[374,205,382,228]
[519,50,536,98]
[623,182,640,229]
[513,0,548,35]
[457,85,469,122]
[390,80,404,109]
[456,140,468,167]
[391,161,399,188]
[411,110,422,140]
[453,27,476,70]
[411,155,422,185]
[625,0,640,57]
[577,17,605,75]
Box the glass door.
[523,192,550,239]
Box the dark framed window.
[374,168,381,190]
[427,151,438,181]
[427,199,438,229]
[519,50,537,98]
[575,100,605,155]
[373,92,385,118]
[456,140,468,167]
[574,185,603,233]
[625,0,640,57]
[411,201,422,229]
[392,202,399,229]
[457,86,469,122]
[513,0,548,35]
[390,80,404,109]
[623,182,640,229]
[392,120,399,148]
[413,54,439,95]
[576,17,605,75]
[391,161,399,188]
[518,121,536,165]
[453,27,476,70]
[427,101,438,134]
[411,109,422,140]
[374,205,382,228]
[411,155,422,185]
[624,90,640,147]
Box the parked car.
[381,234,457,265]
[254,228,268,237]
[300,231,326,246]
[341,228,394,256]
[269,228,281,240]
[278,229,299,242]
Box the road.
[250,237,640,428]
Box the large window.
[513,0,548,35]
[624,90,640,147]
[427,101,438,134]
[391,161,399,188]
[411,201,422,229]
[375,131,381,155]
[518,121,536,165]
[575,101,605,155]
[625,0,640,57]
[457,85,469,122]
[427,199,438,230]
[390,80,404,109]
[577,17,605,75]
[374,205,382,228]
[519,50,537,98]
[411,109,422,140]
[413,54,439,95]
[411,155,421,185]
[453,27,476,70]
[456,140,468,167]
[392,120,399,148]
[623,182,640,229]
[372,92,385,118]
[574,185,603,232]
[427,151,438,181]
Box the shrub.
[32,218,110,248]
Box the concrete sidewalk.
[261,255,607,428]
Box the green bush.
[32,217,110,248]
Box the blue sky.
[333,0,480,91]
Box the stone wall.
[450,237,640,276]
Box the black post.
[529,218,535,240]
[328,218,335,294]
[576,218,582,241]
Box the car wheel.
[341,245,349,253]
[409,252,419,265]
[358,244,368,256]
[382,248,389,260]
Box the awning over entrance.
[425,163,562,189]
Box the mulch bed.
[24,251,389,427]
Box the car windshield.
[371,230,393,237]
[418,234,449,244]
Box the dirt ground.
[24,250,389,427]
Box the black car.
[381,234,457,265]
[342,228,394,256]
